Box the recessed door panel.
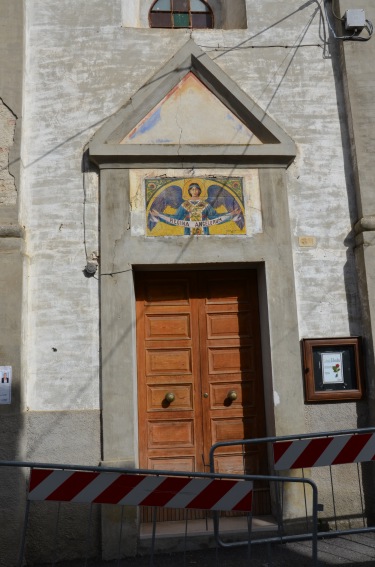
[145,348,192,375]
[148,456,196,471]
[143,280,190,304]
[211,417,257,444]
[210,381,255,408]
[145,314,191,340]
[208,346,254,374]
[148,419,195,448]
[147,384,193,411]
[205,278,250,304]
[207,312,253,339]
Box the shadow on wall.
[328,27,375,529]
[0,381,26,567]
[0,194,26,565]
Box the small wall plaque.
[0,366,12,405]
[298,236,316,247]
[302,338,364,402]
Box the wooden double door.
[135,270,270,517]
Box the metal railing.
[210,426,375,549]
[0,460,318,567]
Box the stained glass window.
[174,0,189,10]
[191,0,209,11]
[150,0,213,29]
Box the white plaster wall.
[0,101,16,206]
[122,0,142,27]
[21,0,361,424]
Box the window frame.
[149,0,214,29]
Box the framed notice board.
[302,337,364,402]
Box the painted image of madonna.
[146,178,245,236]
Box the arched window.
[149,0,214,29]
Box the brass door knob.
[165,392,175,403]
[227,389,238,401]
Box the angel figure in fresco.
[148,181,244,236]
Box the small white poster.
[0,366,12,404]
[321,353,343,384]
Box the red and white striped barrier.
[273,433,375,470]
[28,469,253,512]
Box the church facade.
[1,0,375,563]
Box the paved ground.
[32,533,375,566]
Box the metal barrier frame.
[209,426,375,547]
[0,461,318,567]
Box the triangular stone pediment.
[120,72,262,146]
[89,40,296,168]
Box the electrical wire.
[197,43,324,51]
[330,2,344,22]
[324,0,373,41]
